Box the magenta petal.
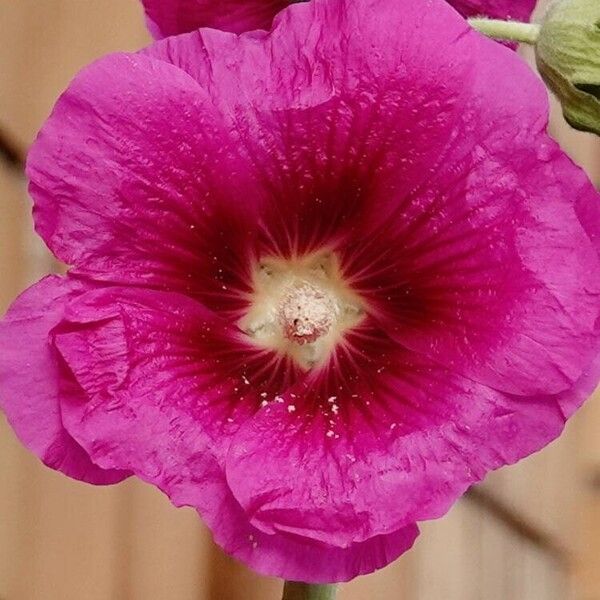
[141,0,536,39]
[144,0,514,262]
[139,0,550,280]
[52,283,295,499]
[53,287,286,467]
[226,320,567,546]
[551,317,600,419]
[341,140,600,398]
[52,286,417,582]
[142,0,290,37]
[27,52,259,319]
[210,486,419,584]
[448,0,536,20]
[556,351,600,419]
[0,276,128,484]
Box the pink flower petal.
[53,286,417,582]
[555,347,600,420]
[449,0,537,21]
[27,52,259,321]
[340,141,600,398]
[0,276,129,484]
[226,318,567,546]
[143,0,290,37]
[206,482,419,584]
[141,0,537,39]
[54,287,296,461]
[143,0,535,262]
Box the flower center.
[278,281,336,345]
[240,251,364,370]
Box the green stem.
[467,18,541,45]
[281,582,338,600]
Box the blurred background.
[0,1,599,598]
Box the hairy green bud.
[536,0,600,135]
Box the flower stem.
[282,582,338,600]
[467,18,541,45]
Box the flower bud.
[535,0,600,135]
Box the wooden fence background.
[0,1,599,598]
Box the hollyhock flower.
[142,0,538,37]
[2,0,600,584]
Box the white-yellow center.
[239,251,364,370]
